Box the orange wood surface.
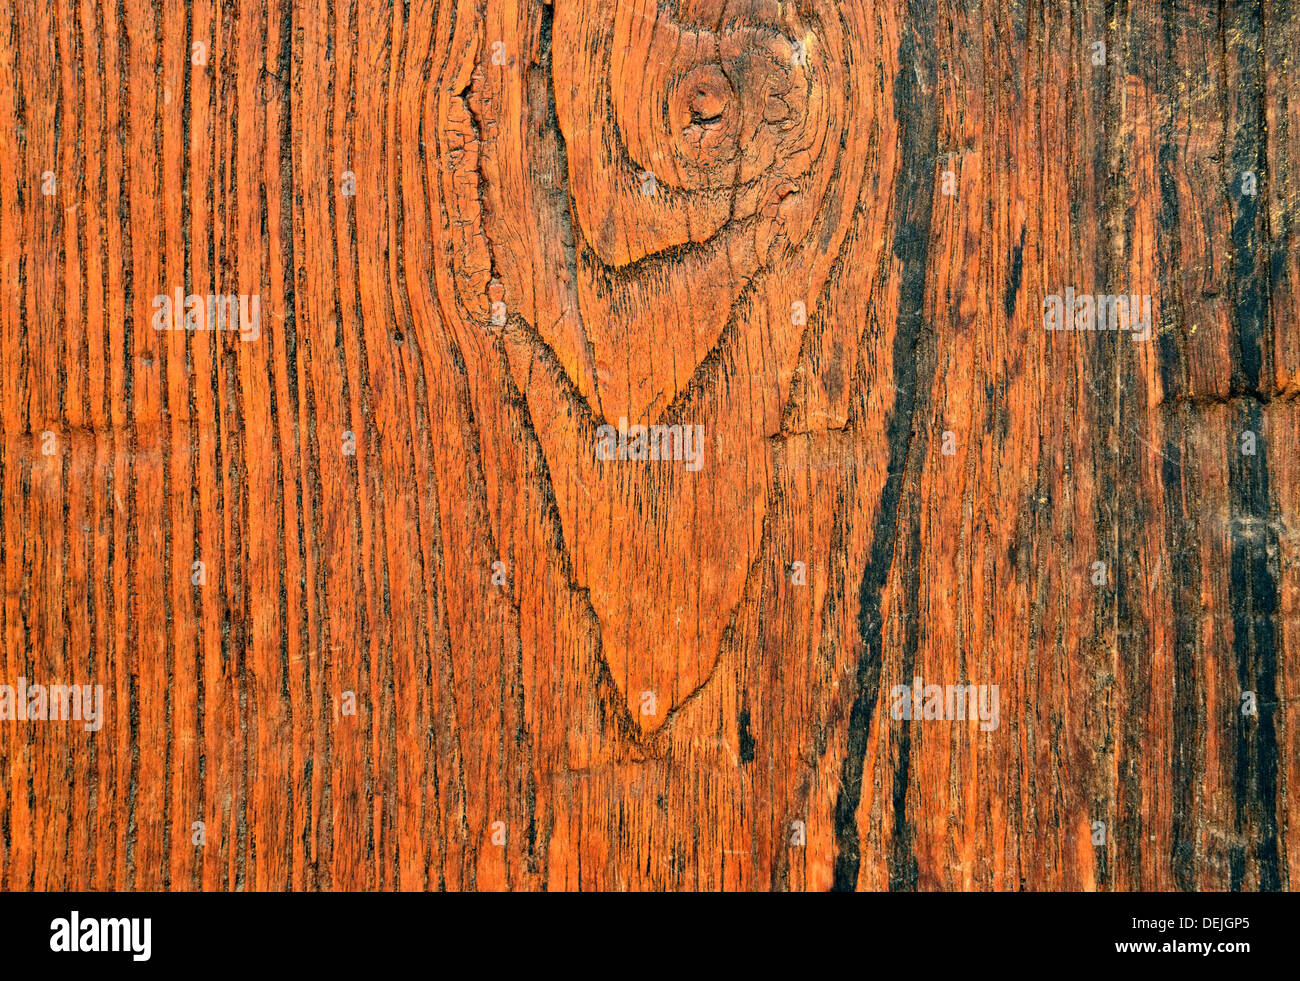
[0,0,1297,890]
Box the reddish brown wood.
[0,0,1296,891]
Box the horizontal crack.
[1161,389,1299,407]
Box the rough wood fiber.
[0,0,1296,891]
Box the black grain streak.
[832,0,937,892]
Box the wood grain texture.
[0,0,1296,891]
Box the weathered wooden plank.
[0,0,1295,891]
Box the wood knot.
[663,30,813,190]
[672,65,737,166]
